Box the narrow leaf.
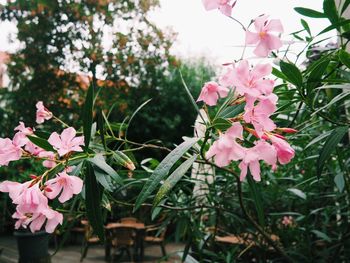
[334,173,345,192]
[317,126,348,177]
[28,135,54,152]
[125,99,152,139]
[153,155,197,206]
[89,154,123,185]
[301,19,311,35]
[83,84,94,148]
[339,50,350,69]
[134,137,199,211]
[280,61,303,88]
[247,176,265,226]
[287,188,307,200]
[294,7,326,18]
[84,161,104,242]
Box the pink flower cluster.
[198,5,294,182]
[0,102,84,233]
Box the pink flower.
[281,216,293,227]
[24,141,44,156]
[13,122,34,147]
[48,127,84,156]
[219,64,235,89]
[13,183,48,214]
[197,81,229,106]
[0,181,30,201]
[245,15,284,57]
[13,207,63,233]
[232,60,274,98]
[0,138,22,166]
[36,101,53,124]
[243,95,277,137]
[239,140,277,181]
[202,0,235,16]
[38,151,56,168]
[206,122,245,167]
[45,171,83,203]
[270,135,295,165]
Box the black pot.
[14,230,51,263]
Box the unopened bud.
[277,128,298,134]
[113,151,136,171]
[29,174,37,179]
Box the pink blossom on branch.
[38,151,57,168]
[0,138,22,166]
[206,122,245,167]
[13,122,34,147]
[245,15,284,57]
[232,60,274,99]
[197,81,229,106]
[269,135,295,165]
[243,94,278,137]
[239,140,277,182]
[36,101,53,124]
[48,127,84,156]
[45,171,83,203]
[202,0,236,16]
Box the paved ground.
[0,235,185,263]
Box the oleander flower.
[0,138,22,166]
[245,15,284,57]
[48,127,84,156]
[45,171,83,203]
[36,101,53,124]
[197,81,229,106]
[202,0,235,16]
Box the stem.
[52,115,70,128]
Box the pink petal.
[239,161,248,181]
[60,127,77,143]
[253,41,270,57]
[245,31,260,45]
[266,19,284,33]
[219,4,232,16]
[254,15,269,32]
[266,34,283,50]
[69,176,83,195]
[48,132,62,149]
[249,160,261,181]
[251,63,272,80]
[202,0,220,10]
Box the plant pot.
[14,230,51,263]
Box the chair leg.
[161,243,166,257]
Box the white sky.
[0,0,334,65]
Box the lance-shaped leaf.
[82,84,94,149]
[294,7,326,18]
[153,155,197,207]
[89,154,122,185]
[280,61,303,88]
[134,137,199,211]
[84,161,104,242]
[317,126,348,177]
[28,135,54,152]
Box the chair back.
[111,227,136,247]
[120,217,139,224]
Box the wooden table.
[104,222,146,261]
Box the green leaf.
[317,126,349,177]
[341,0,350,14]
[153,155,197,206]
[287,188,307,200]
[318,19,350,35]
[279,61,303,88]
[212,118,232,131]
[339,50,350,69]
[247,176,265,226]
[294,7,326,18]
[311,230,332,242]
[89,154,123,185]
[95,170,114,192]
[96,109,106,150]
[27,135,54,152]
[307,59,330,92]
[323,0,339,24]
[82,84,94,148]
[84,161,104,242]
[334,173,345,192]
[217,104,245,119]
[134,137,199,211]
[113,151,135,170]
[301,19,311,35]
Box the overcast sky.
[0,0,334,65]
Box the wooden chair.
[143,224,167,257]
[120,217,139,224]
[80,220,100,262]
[109,227,137,262]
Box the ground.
[0,235,185,263]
